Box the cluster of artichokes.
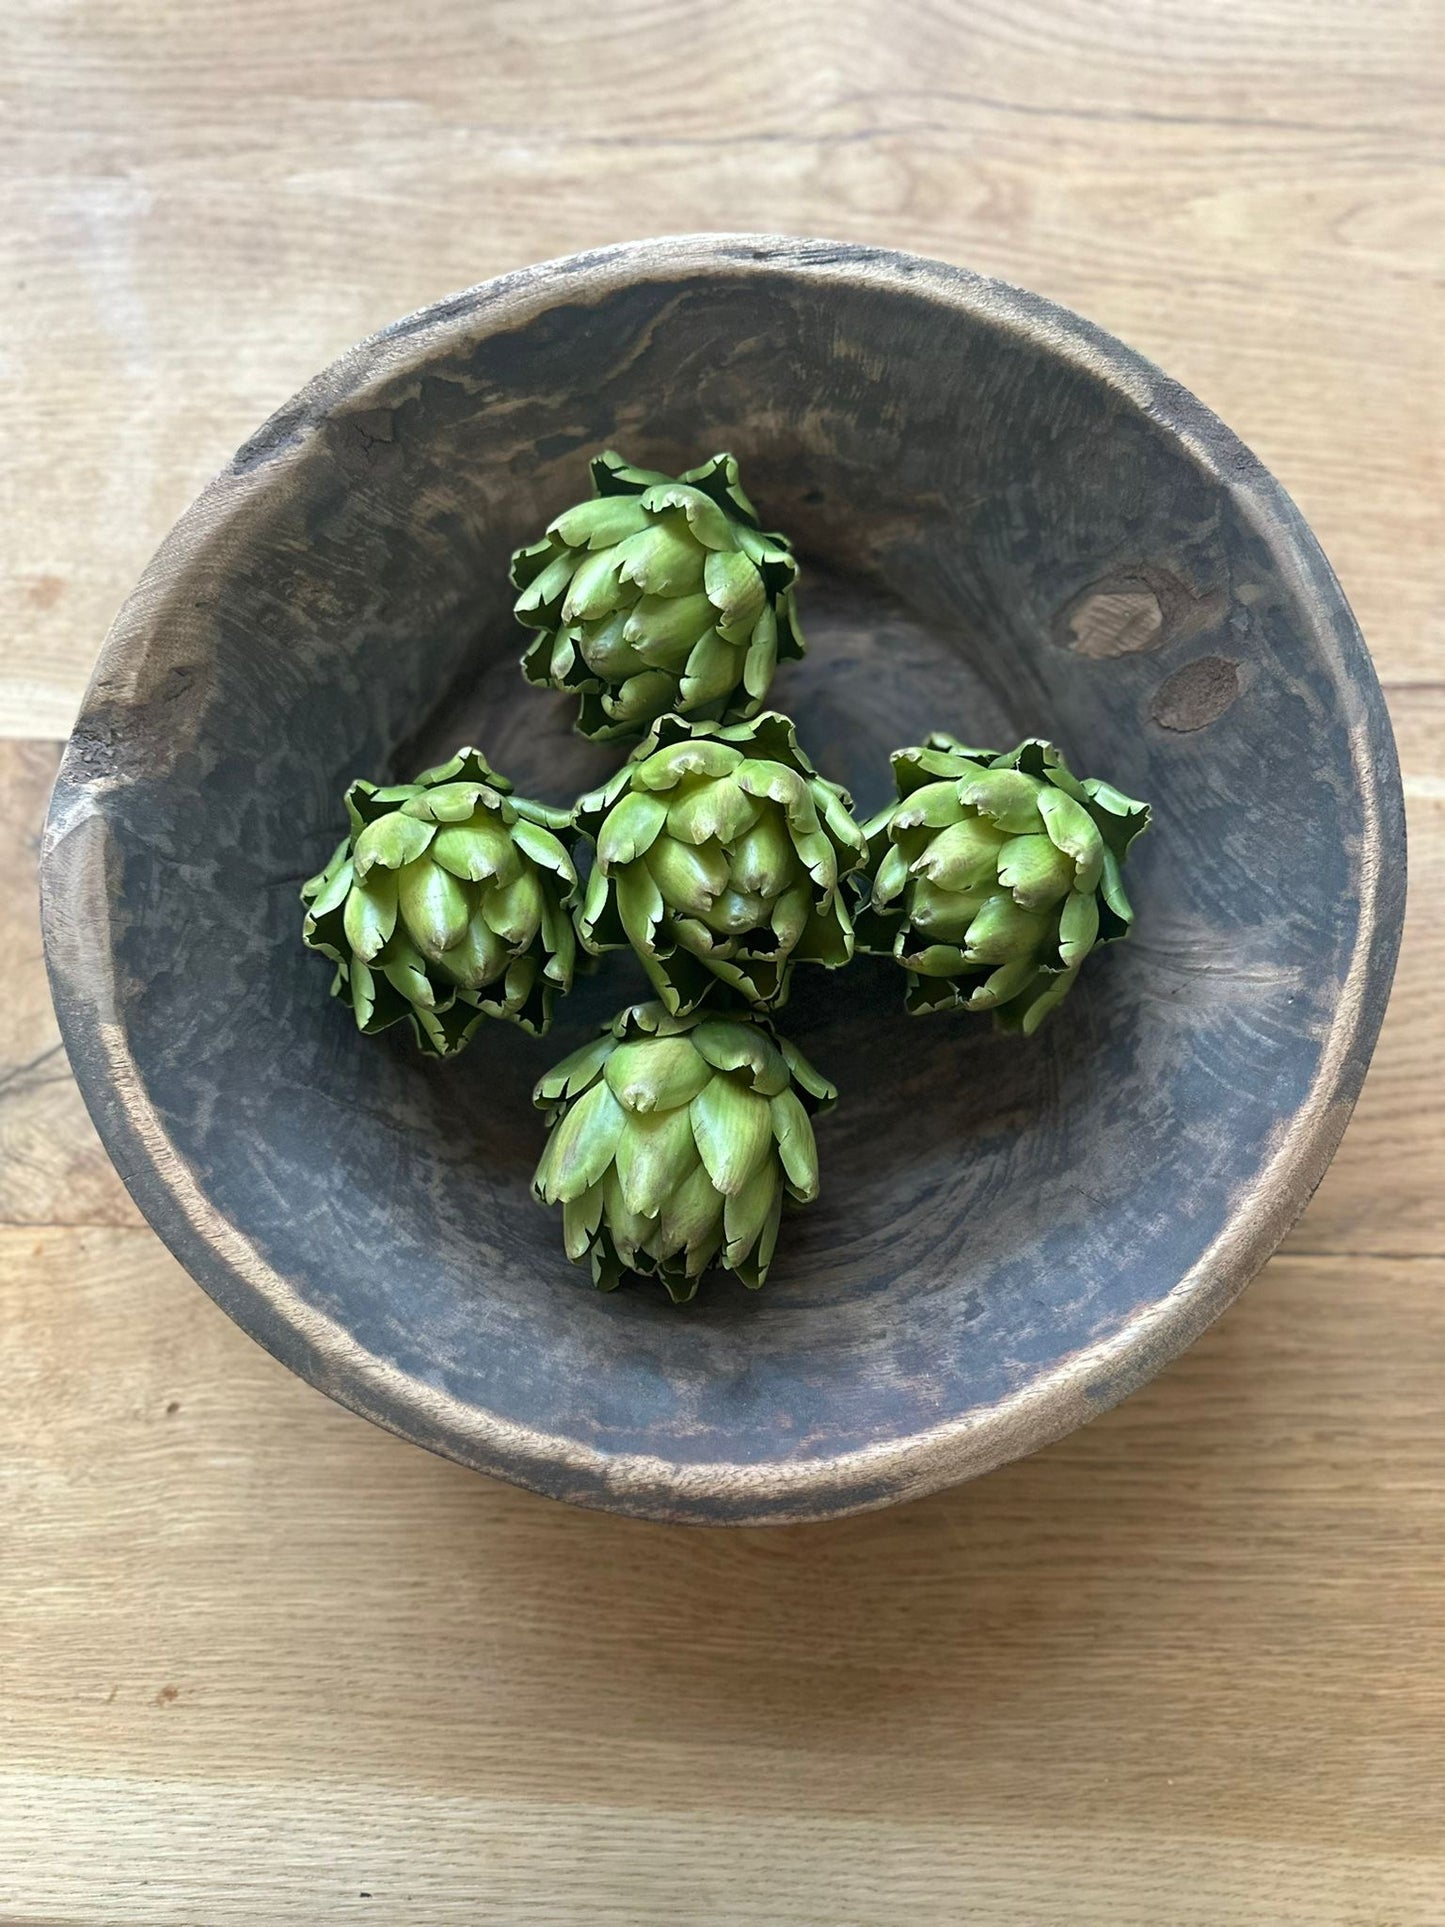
[303,450,1151,1300]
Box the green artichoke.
[574,711,867,1015]
[511,449,805,741]
[300,747,578,1055]
[856,736,1150,1032]
[533,1001,836,1299]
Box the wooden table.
[3,3,1441,1920]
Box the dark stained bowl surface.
[41,236,1405,1525]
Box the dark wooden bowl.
[41,237,1405,1525]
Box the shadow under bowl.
[41,236,1405,1524]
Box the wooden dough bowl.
[41,237,1405,1525]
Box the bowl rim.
[41,233,1407,1526]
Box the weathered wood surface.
[39,235,1406,1530]
[3,0,1440,741]
[2,0,1442,1920]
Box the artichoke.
[511,449,805,740]
[533,1001,836,1299]
[300,747,578,1055]
[574,711,867,1015]
[856,736,1150,1032]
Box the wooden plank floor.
[2,3,1441,1921]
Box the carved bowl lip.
[41,234,1406,1526]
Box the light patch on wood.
[1066,584,1163,658]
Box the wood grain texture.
[1,0,1441,735]
[3,1226,1445,1923]
[1285,687,1444,1258]
[1,0,1441,1919]
[0,743,142,1231]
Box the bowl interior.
[49,243,1399,1521]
